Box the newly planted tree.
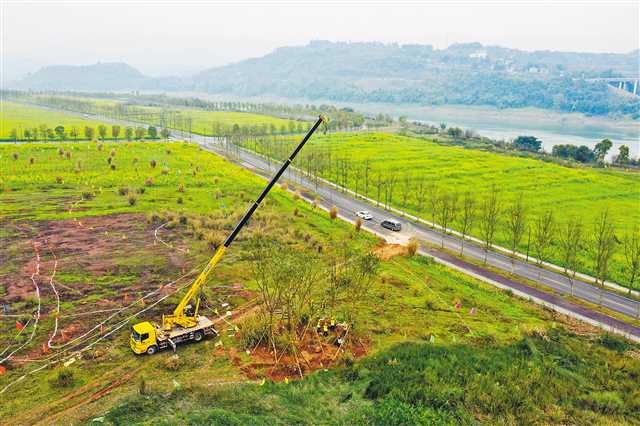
[591,209,617,305]
[478,185,501,264]
[506,194,527,273]
[623,226,640,296]
[457,191,476,255]
[559,216,583,296]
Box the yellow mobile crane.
[130,115,326,355]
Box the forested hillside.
[11,42,640,116]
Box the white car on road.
[356,210,373,220]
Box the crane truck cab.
[130,316,217,355]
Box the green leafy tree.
[506,194,527,272]
[84,126,95,140]
[54,126,65,140]
[125,127,134,141]
[593,138,613,162]
[147,126,157,139]
[98,125,108,141]
[513,136,541,152]
[111,125,121,141]
[24,129,32,141]
[134,127,146,140]
[616,145,630,164]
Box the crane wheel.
[146,345,158,355]
[194,331,204,342]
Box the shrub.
[406,238,419,256]
[161,167,169,175]
[293,208,299,217]
[82,191,94,200]
[281,182,289,190]
[355,218,363,231]
[214,177,219,184]
[12,152,18,160]
[138,377,147,395]
[166,149,171,155]
[238,315,271,351]
[55,176,63,184]
[177,197,183,204]
[145,177,153,186]
[163,354,181,371]
[597,333,631,352]
[29,157,34,165]
[107,157,112,164]
[128,195,137,206]
[50,370,74,388]
[110,164,116,170]
[178,183,185,193]
[205,231,223,249]
[239,191,245,199]
[578,391,624,414]
[118,187,129,196]
[137,187,145,194]
[133,157,138,164]
[57,148,64,156]
[110,149,116,157]
[215,190,222,200]
[329,206,338,219]
[150,159,157,168]
[65,151,71,159]
[97,143,103,151]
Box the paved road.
[8,104,640,338]
[189,136,639,340]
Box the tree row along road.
[12,106,640,339]
[197,137,639,341]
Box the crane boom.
[160,115,326,330]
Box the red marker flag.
[15,321,24,330]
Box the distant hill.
[10,42,640,116]
[13,62,182,91]
[191,41,639,116]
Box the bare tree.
[591,209,617,305]
[506,194,527,273]
[437,192,458,248]
[478,185,501,264]
[400,172,412,215]
[353,164,362,198]
[428,182,440,227]
[415,176,427,214]
[559,216,583,296]
[457,191,476,256]
[375,173,383,207]
[623,225,640,295]
[363,159,370,198]
[533,210,555,277]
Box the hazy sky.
[2,1,639,78]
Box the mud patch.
[374,241,409,261]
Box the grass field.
[0,141,638,424]
[140,106,310,136]
[238,132,640,288]
[23,95,311,137]
[0,101,116,140]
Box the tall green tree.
[593,138,613,162]
[84,126,95,140]
[125,127,134,141]
[111,125,121,141]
